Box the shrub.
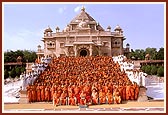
[141,65,146,72]
[4,69,9,79]
[151,65,158,75]
[145,65,151,75]
[157,66,164,77]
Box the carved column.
[74,45,77,57]
[90,44,93,56]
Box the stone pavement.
[4,107,165,112]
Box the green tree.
[151,65,158,75]
[20,67,26,73]
[145,65,151,75]
[141,65,146,72]
[145,47,157,60]
[157,66,164,77]
[23,50,37,62]
[130,49,145,60]
[4,69,9,79]
[156,48,164,60]
[15,67,21,77]
[10,68,16,78]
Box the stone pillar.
[137,86,148,102]
[19,90,29,104]
[89,44,93,56]
[74,45,77,57]
[98,46,101,56]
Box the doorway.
[80,49,88,57]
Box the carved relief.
[77,45,90,51]
[68,47,75,55]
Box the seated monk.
[60,91,68,105]
[99,89,106,104]
[68,90,77,105]
[91,89,99,105]
[113,88,121,104]
[106,89,113,104]
[53,91,59,106]
[79,90,86,105]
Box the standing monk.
[50,85,55,102]
[91,89,99,105]
[27,85,32,103]
[32,85,37,102]
[122,83,126,101]
[40,84,45,101]
[113,88,121,104]
[134,82,139,100]
[60,91,68,105]
[106,89,113,104]
[130,84,135,100]
[45,85,50,102]
[68,90,76,105]
[79,90,86,105]
[36,84,41,102]
[99,89,106,104]
[126,83,131,101]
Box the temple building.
[36,7,130,59]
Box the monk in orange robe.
[113,88,121,104]
[45,85,50,102]
[106,89,113,104]
[126,83,131,100]
[134,83,139,100]
[68,90,76,105]
[27,85,32,103]
[91,89,99,105]
[60,91,68,105]
[130,84,135,100]
[32,85,37,102]
[40,84,45,101]
[79,90,86,105]
[99,89,106,104]
[36,84,41,102]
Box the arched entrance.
[78,48,89,57]
[80,49,87,56]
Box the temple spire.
[81,6,85,12]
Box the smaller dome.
[45,26,53,32]
[126,43,130,46]
[107,26,111,29]
[114,25,122,31]
[37,45,41,48]
[56,26,60,30]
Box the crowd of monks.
[26,56,140,106]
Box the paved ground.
[3,101,165,112]
[146,76,164,100]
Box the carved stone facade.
[36,7,130,59]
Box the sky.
[3,2,165,52]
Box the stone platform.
[137,86,148,102]
[19,90,29,104]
